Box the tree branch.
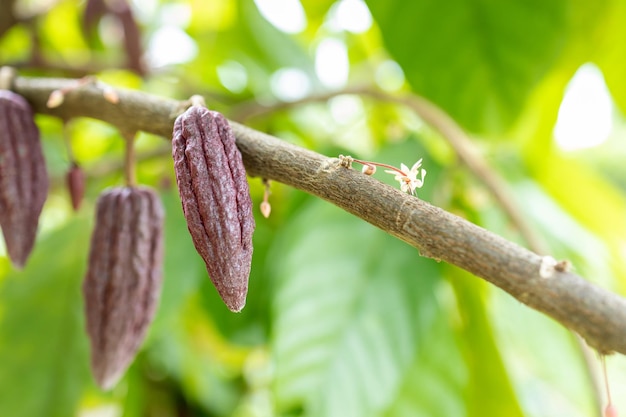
[9,74,626,356]
[234,86,547,253]
[0,0,17,38]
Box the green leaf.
[365,0,568,133]
[446,267,524,417]
[238,0,316,74]
[0,217,93,417]
[594,0,626,114]
[39,0,89,62]
[146,297,247,417]
[489,285,598,417]
[528,154,626,245]
[270,199,444,416]
[382,306,466,417]
[186,0,317,98]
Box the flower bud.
[362,164,376,175]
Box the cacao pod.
[83,186,164,390]
[172,106,255,312]
[66,162,85,211]
[0,90,49,268]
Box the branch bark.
[8,74,626,356]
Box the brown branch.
[9,73,626,356]
[0,0,17,38]
[233,86,547,253]
[122,131,137,187]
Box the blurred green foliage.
[1,0,626,416]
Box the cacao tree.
[0,1,625,416]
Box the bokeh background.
[1,0,626,416]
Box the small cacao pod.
[172,106,255,312]
[0,90,49,268]
[66,162,85,211]
[83,186,164,390]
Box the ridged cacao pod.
[0,90,49,268]
[172,106,255,312]
[83,186,164,390]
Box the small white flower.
[385,159,427,195]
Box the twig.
[122,131,137,187]
[9,74,626,356]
